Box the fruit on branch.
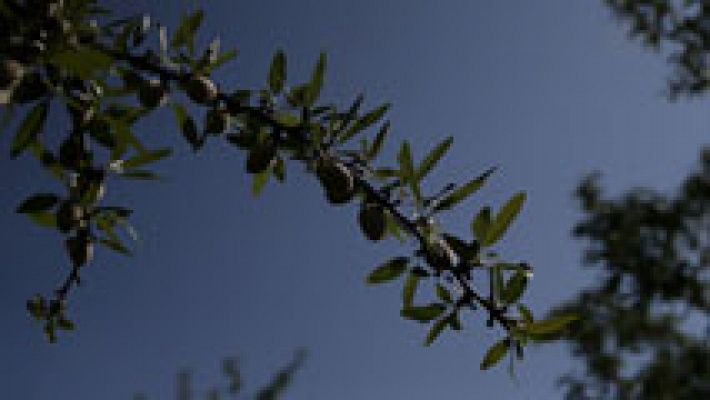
[204,107,231,135]
[317,160,355,205]
[185,75,218,104]
[246,140,276,174]
[425,237,459,273]
[138,79,168,108]
[359,203,386,241]
[0,59,24,88]
[12,72,46,103]
[65,232,94,268]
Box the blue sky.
[2,1,710,399]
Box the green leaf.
[341,104,390,143]
[434,167,496,212]
[417,136,453,180]
[252,167,271,196]
[471,207,491,242]
[172,103,201,150]
[99,238,132,255]
[483,191,526,246]
[525,314,578,335]
[50,50,113,79]
[122,148,172,169]
[366,121,390,160]
[400,304,446,322]
[435,283,453,304]
[269,50,287,94]
[402,273,419,308]
[424,318,448,346]
[367,257,408,284]
[27,211,57,228]
[16,194,59,213]
[480,339,510,370]
[11,101,48,158]
[398,141,421,202]
[273,157,286,182]
[171,10,204,55]
[303,53,326,106]
[56,318,75,331]
[517,304,534,324]
[501,270,528,305]
[119,170,161,180]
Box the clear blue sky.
[2,1,710,399]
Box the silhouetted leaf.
[171,10,204,54]
[11,101,48,158]
[366,121,390,160]
[50,50,113,79]
[401,304,446,322]
[269,50,287,94]
[424,317,448,346]
[303,53,326,106]
[16,194,59,213]
[417,136,453,180]
[402,273,419,308]
[436,283,453,304]
[123,148,172,169]
[367,257,408,284]
[434,167,496,212]
[341,104,390,142]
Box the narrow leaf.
[16,194,59,213]
[11,101,48,158]
[480,339,510,370]
[525,314,578,335]
[400,304,446,322]
[366,121,390,160]
[424,318,448,346]
[367,257,408,284]
[471,207,492,242]
[435,283,453,304]
[402,273,419,308]
[434,167,496,212]
[501,270,528,304]
[341,104,390,142]
[483,191,526,246]
[417,136,453,180]
[123,148,172,169]
[269,50,287,94]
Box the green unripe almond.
[185,75,218,104]
[246,141,276,174]
[204,108,231,135]
[317,161,355,205]
[359,203,386,241]
[0,59,24,88]
[138,79,168,108]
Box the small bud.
[185,75,218,104]
[204,107,231,135]
[138,79,168,108]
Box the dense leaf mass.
[553,150,710,399]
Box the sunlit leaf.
[483,191,526,246]
[480,339,510,370]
